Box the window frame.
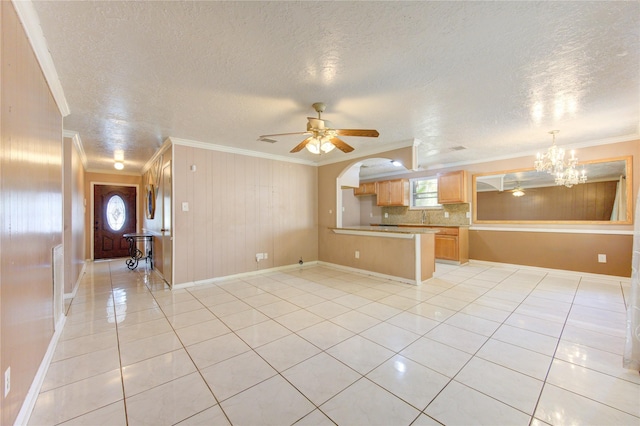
[409,176,441,209]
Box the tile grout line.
[110,261,131,426]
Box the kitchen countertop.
[370,223,470,228]
[331,226,440,234]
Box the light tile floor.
[29,260,640,425]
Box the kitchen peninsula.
[329,226,439,285]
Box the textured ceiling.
[31,1,640,175]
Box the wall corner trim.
[11,0,71,117]
[63,130,88,169]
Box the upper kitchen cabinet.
[354,182,377,196]
[437,170,468,204]
[377,179,409,206]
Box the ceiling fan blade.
[330,137,354,153]
[336,129,379,137]
[290,137,314,153]
[258,131,309,139]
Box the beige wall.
[470,230,632,276]
[1,3,63,424]
[172,144,318,286]
[83,172,143,260]
[63,137,86,294]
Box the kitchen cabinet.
[354,182,377,196]
[394,224,469,263]
[376,179,409,206]
[432,226,468,263]
[437,170,467,204]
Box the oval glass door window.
[106,195,126,231]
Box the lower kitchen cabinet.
[432,226,468,264]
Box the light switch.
[182,202,189,212]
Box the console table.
[122,233,153,270]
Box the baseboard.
[14,314,67,425]
[171,259,430,290]
[468,259,631,283]
[171,261,321,290]
[316,261,430,286]
[64,261,86,300]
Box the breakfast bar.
[328,226,439,285]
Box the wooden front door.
[94,185,137,259]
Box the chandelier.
[534,130,587,188]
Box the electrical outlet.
[4,367,10,397]
[466,212,471,218]
[369,212,373,218]
[598,254,607,263]
[181,202,189,212]
[263,253,268,260]
[355,250,360,259]
[444,212,449,218]
[256,253,264,262]
[384,213,389,218]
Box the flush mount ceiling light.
[391,160,403,167]
[534,130,587,188]
[114,149,125,170]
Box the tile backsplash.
[382,204,470,226]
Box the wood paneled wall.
[172,145,318,285]
[477,181,618,221]
[1,3,63,424]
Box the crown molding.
[168,137,317,166]
[12,0,70,117]
[141,138,172,174]
[63,130,87,169]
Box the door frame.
[162,160,173,287]
[90,182,140,261]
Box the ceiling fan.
[258,102,379,154]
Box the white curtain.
[623,185,640,370]
[610,176,626,221]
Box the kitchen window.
[411,177,440,208]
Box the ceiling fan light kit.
[258,102,379,155]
